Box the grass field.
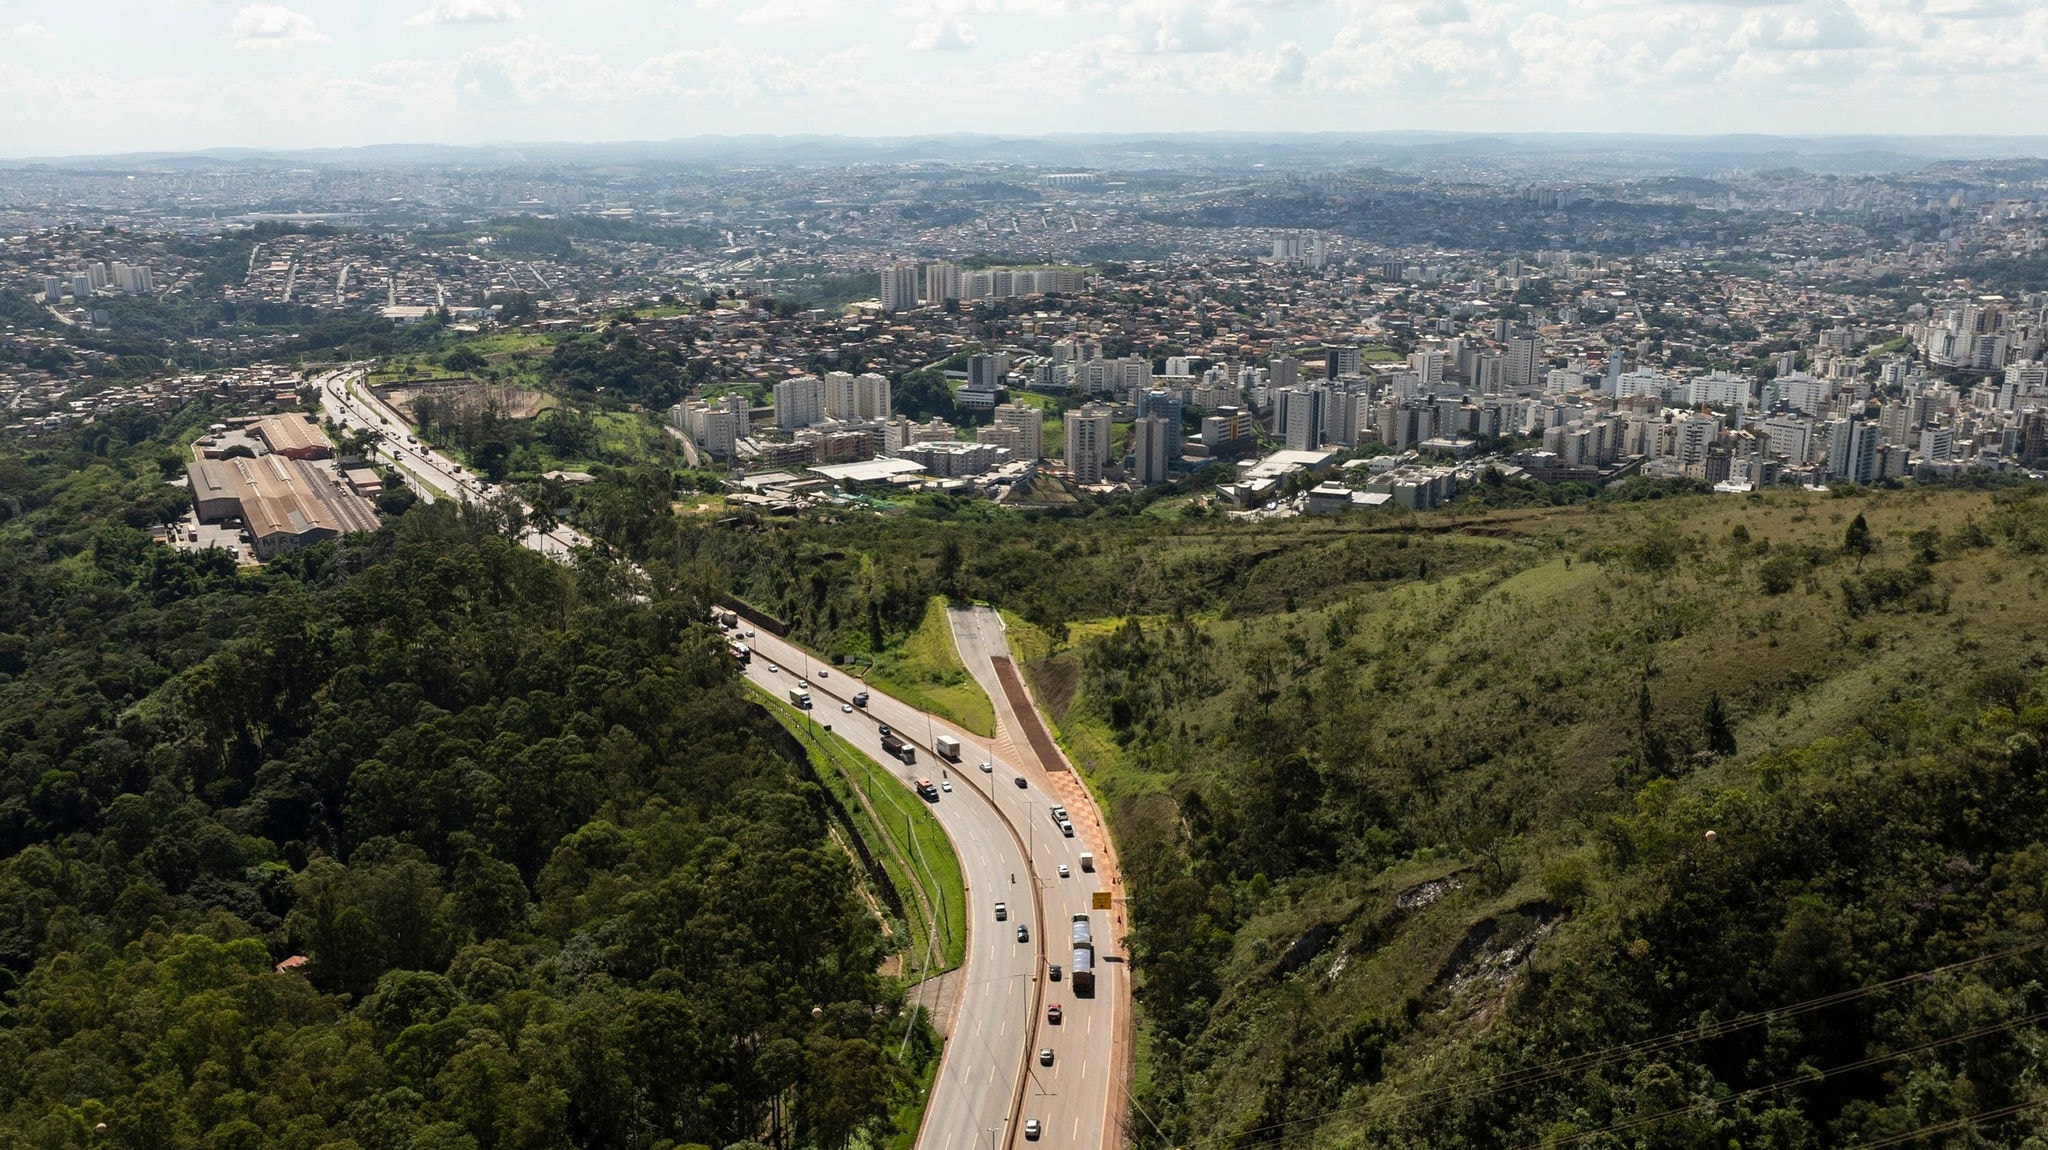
[867,597,997,738]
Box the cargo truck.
[914,778,939,801]
[1070,913,1096,996]
[1079,852,1095,872]
[880,732,914,764]
[935,735,961,761]
[788,687,811,709]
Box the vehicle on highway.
[941,779,952,793]
[1059,820,1075,838]
[796,679,809,690]
[1025,1120,1041,1141]
[935,734,961,761]
[1039,1048,1054,1066]
[994,902,1007,921]
[1016,924,1030,943]
[915,778,939,801]
[745,630,756,638]
[1050,805,1068,823]
[766,663,779,674]
[880,732,914,764]
[788,687,812,710]
[815,668,828,678]
[1015,776,1028,788]
[979,760,993,773]
[841,704,853,713]
[1046,1004,1062,1024]
[876,724,891,738]
[1049,963,1061,981]
[1058,864,1070,878]
[852,691,869,708]
[1071,914,1096,996]
[1080,852,1095,871]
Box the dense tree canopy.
[0,415,911,1149]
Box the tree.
[1844,511,1873,557]
[1702,691,1737,758]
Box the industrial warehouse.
[182,416,380,559]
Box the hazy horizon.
[2,0,2045,158]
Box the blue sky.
[2,0,2044,156]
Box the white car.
[1025,1120,1041,1141]
[766,663,779,674]
[941,780,952,792]
[816,668,828,678]
[978,761,993,773]
[841,704,853,714]
[1057,864,1069,878]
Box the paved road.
[735,625,1119,1150]
[948,606,1128,1150]
[313,365,593,559]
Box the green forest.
[0,414,926,1149]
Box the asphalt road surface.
[734,626,1120,1150]
[312,365,593,560]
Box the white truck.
[788,687,812,709]
[1079,852,1095,872]
[934,735,961,761]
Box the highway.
[732,625,1123,1150]
[311,364,594,560]
[315,362,1125,1146]
[947,606,1128,1150]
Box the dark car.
[877,724,892,738]
[1049,964,1061,981]
[1016,924,1030,943]
[1014,776,1028,788]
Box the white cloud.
[230,4,329,50]
[909,18,979,48]
[405,0,526,27]
[702,0,859,25]
[1118,0,1260,51]
[8,22,55,40]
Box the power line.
[1167,939,2047,1150]
[1524,1008,2048,1150]
[1853,1098,2048,1149]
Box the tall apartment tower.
[1325,345,1362,379]
[1269,356,1301,391]
[1506,333,1541,391]
[924,261,962,303]
[1064,404,1113,484]
[1275,386,1326,451]
[991,402,1044,460]
[879,263,920,313]
[774,374,825,429]
[1134,415,1174,485]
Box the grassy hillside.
[1002,483,2048,1148]
[865,596,996,738]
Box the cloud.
[7,22,55,40]
[1270,39,1306,84]
[702,0,859,25]
[1119,0,1261,51]
[909,18,979,48]
[405,0,525,26]
[230,4,329,50]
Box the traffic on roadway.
[725,622,1123,1150]
[311,365,594,560]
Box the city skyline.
[3,0,2048,157]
